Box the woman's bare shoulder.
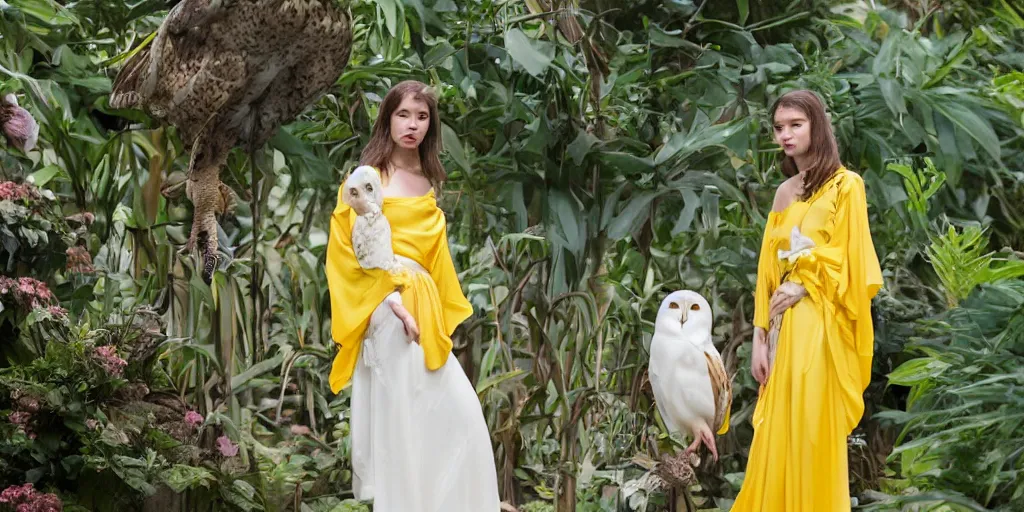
[770,176,803,213]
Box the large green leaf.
[442,122,471,175]
[504,28,554,77]
[654,120,745,166]
[930,96,1002,163]
[607,192,657,240]
[888,357,952,386]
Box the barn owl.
[649,290,732,462]
[342,166,405,276]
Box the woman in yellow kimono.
[732,90,883,511]
[324,80,500,511]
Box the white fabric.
[349,256,500,512]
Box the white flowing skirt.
[349,257,500,512]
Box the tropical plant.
[1,0,1023,510]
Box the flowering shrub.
[63,246,93,274]
[0,275,68,361]
[0,181,92,282]
[0,181,63,272]
[0,182,41,202]
[89,346,127,378]
[0,322,226,509]
[0,483,62,512]
[0,277,64,313]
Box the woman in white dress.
[324,79,501,512]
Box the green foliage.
[879,281,1024,511]
[0,181,76,274]
[1,0,1023,510]
[927,224,1024,307]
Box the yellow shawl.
[325,182,473,393]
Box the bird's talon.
[201,251,217,284]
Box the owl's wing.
[703,348,732,435]
[647,336,675,432]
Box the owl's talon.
[196,229,218,284]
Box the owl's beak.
[680,306,688,325]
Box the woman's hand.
[768,281,807,319]
[387,298,420,343]
[751,327,770,386]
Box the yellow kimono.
[732,168,883,511]
[324,183,474,394]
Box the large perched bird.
[648,290,732,462]
[109,0,353,282]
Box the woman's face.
[773,106,811,159]
[390,94,430,150]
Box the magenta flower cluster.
[0,277,64,314]
[90,346,127,377]
[0,181,41,202]
[0,483,62,511]
[7,389,41,439]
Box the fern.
[926,224,1024,307]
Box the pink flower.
[9,411,31,426]
[0,483,35,503]
[216,435,239,457]
[16,397,39,413]
[24,492,63,511]
[91,345,127,377]
[65,246,94,274]
[0,181,40,201]
[0,483,60,510]
[1,95,39,153]
[0,276,58,310]
[289,424,311,436]
[8,408,36,439]
[184,411,203,427]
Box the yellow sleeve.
[788,172,883,387]
[324,187,407,393]
[430,222,474,334]
[752,217,779,330]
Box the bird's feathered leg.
[183,120,233,284]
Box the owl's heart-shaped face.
[342,165,384,215]
[656,290,714,343]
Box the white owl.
[342,166,404,276]
[648,290,732,462]
[342,165,419,341]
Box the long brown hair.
[770,90,842,199]
[359,80,446,188]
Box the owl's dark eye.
[365,184,374,192]
[690,304,700,311]
[668,302,679,309]
[348,188,358,196]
